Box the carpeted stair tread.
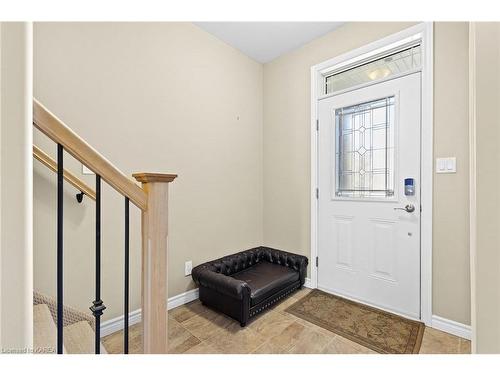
[33,304,66,354]
[64,321,108,354]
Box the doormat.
[286,289,425,354]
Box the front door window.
[335,96,395,198]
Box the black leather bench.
[192,246,308,327]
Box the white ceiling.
[194,22,345,63]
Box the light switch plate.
[185,261,193,276]
[82,165,95,175]
[436,157,456,173]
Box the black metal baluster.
[57,144,64,354]
[124,197,130,354]
[90,175,106,354]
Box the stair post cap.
[132,173,177,183]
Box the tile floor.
[102,288,471,354]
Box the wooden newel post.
[133,173,177,354]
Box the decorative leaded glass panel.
[335,96,395,198]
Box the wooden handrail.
[33,99,147,210]
[33,145,96,201]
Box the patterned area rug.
[286,289,425,354]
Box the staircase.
[32,99,177,353]
[33,292,107,354]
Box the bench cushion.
[231,261,299,306]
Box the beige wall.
[34,22,472,327]
[33,22,263,320]
[472,22,500,353]
[262,22,471,325]
[433,23,470,324]
[1,22,33,350]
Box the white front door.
[318,73,421,319]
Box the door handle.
[394,204,415,213]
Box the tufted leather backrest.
[192,246,308,282]
[215,248,262,276]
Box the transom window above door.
[335,96,395,198]
[325,45,421,94]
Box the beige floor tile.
[183,340,223,354]
[102,323,143,354]
[102,295,471,356]
[253,321,306,353]
[103,319,202,354]
[286,324,333,354]
[168,319,201,354]
[204,321,267,354]
[321,335,376,354]
[247,310,297,340]
[350,342,377,354]
[459,338,471,354]
[272,292,312,321]
[181,309,234,341]
[293,288,312,300]
[251,340,289,354]
[291,316,337,339]
[170,301,206,323]
[128,323,144,354]
[419,327,461,354]
[272,296,300,313]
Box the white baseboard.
[167,288,199,310]
[100,288,199,338]
[100,308,142,338]
[304,277,313,289]
[431,315,471,340]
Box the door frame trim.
[310,22,434,326]
[468,22,477,353]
